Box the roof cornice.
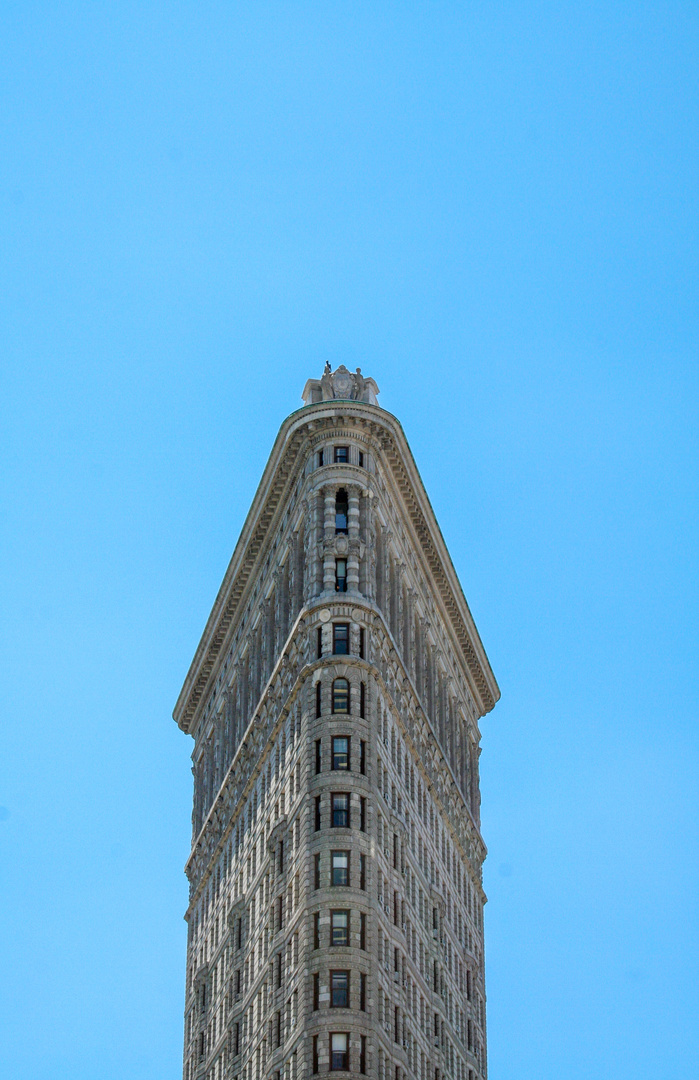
[173,400,499,733]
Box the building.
[174,365,500,1080]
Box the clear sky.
[1,3,697,1078]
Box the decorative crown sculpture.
[302,363,380,406]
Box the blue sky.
[1,3,697,1078]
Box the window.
[359,628,365,658]
[315,684,322,719]
[312,1034,319,1074]
[330,1032,349,1071]
[360,739,366,775]
[358,451,364,468]
[335,559,347,592]
[315,738,322,773]
[317,627,323,659]
[359,854,366,890]
[332,678,349,713]
[360,796,366,832]
[332,736,350,771]
[331,851,349,886]
[332,793,350,828]
[335,489,348,534]
[330,970,349,1007]
[334,446,349,464]
[313,913,320,950]
[315,796,322,831]
[314,854,321,890]
[360,973,366,1011]
[313,973,319,1011]
[360,682,365,718]
[331,910,349,947]
[360,1035,366,1074]
[317,449,325,468]
[360,913,366,950]
[333,622,349,654]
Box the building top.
[302,363,380,406]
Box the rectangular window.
[359,627,365,659]
[313,973,319,1011]
[315,738,322,773]
[360,682,365,718]
[360,739,366,775]
[332,736,350,771]
[331,793,350,828]
[314,853,321,890]
[358,451,364,468]
[313,912,320,950]
[317,449,324,468]
[330,1032,348,1071]
[312,1034,319,1074]
[333,623,349,655]
[359,853,366,890]
[334,446,349,463]
[316,683,322,719]
[331,851,349,887]
[360,912,366,950]
[360,973,366,1011]
[315,796,322,832]
[335,559,347,592]
[360,796,366,833]
[360,1034,366,1074]
[330,970,350,1007]
[331,909,349,947]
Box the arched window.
[332,678,350,714]
[335,489,348,534]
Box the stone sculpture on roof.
[302,363,380,406]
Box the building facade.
[174,366,499,1080]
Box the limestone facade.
[174,368,499,1080]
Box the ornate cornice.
[173,400,499,735]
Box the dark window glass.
[330,970,349,1007]
[315,796,321,831]
[332,793,350,828]
[359,854,366,890]
[360,796,366,833]
[360,682,365,718]
[335,559,347,592]
[335,489,348,534]
[315,738,322,773]
[316,683,322,719]
[313,913,320,950]
[317,449,324,468]
[360,973,366,1011]
[317,627,323,659]
[333,623,349,654]
[330,1032,348,1071]
[332,678,349,713]
[331,851,349,887]
[312,1035,318,1074]
[360,1034,366,1074]
[360,913,366,950]
[334,446,349,463]
[332,736,350,771]
[314,853,320,890]
[359,628,365,659]
[331,909,349,947]
[360,739,366,775]
[358,451,364,468]
[313,973,319,1010]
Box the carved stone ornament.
[302,364,380,406]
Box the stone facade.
[174,369,500,1080]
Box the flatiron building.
[174,366,500,1080]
